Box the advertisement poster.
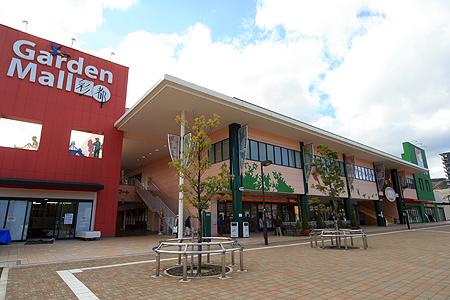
[167,134,180,161]
[238,125,248,174]
[415,147,424,167]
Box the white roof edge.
[118,74,428,172]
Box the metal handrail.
[152,237,246,281]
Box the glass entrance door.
[55,202,77,238]
[28,201,58,239]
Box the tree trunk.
[197,208,203,276]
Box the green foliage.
[310,145,346,229]
[169,114,233,230]
[243,162,294,192]
[295,219,302,230]
[301,216,309,231]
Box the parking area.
[4,224,450,299]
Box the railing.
[135,179,176,235]
[153,237,245,281]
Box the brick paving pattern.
[5,225,450,299]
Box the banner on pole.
[182,132,192,167]
[374,163,386,192]
[238,125,248,174]
[168,134,181,161]
[303,143,314,180]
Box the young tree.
[310,145,346,230]
[169,113,232,275]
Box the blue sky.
[79,1,258,50]
[0,0,449,177]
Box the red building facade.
[0,24,128,239]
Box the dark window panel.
[281,148,289,166]
[267,144,274,163]
[259,142,267,161]
[222,139,230,160]
[274,146,281,165]
[250,140,259,161]
[294,151,301,168]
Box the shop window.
[250,140,258,160]
[215,142,222,162]
[69,130,104,158]
[209,139,230,163]
[281,148,289,166]
[267,144,274,163]
[259,142,267,161]
[288,150,295,167]
[274,146,281,165]
[208,147,215,163]
[0,117,42,151]
[222,139,229,160]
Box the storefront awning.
[403,198,433,204]
[0,178,104,191]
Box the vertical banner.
[345,156,355,188]
[374,163,386,192]
[183,132,192,167]
[398,170,407,189]
[303,143,314,180]
[238,125,248,174]
[415,147,424,167]
[167,134,181,161]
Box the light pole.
[261,160,272,245]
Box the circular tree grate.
[165,264,232,278]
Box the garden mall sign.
[385,187,397,202]
[6,40,112,106]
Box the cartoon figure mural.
[68,141,84,156]
[22,136,39,150]
[93,137,102,158]
[87,139,94,157]
[50,42,70,58]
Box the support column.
[342,154,352,222]
[344,199,352,221]
[177,110,185,238]
[299,142,310,221]
[300,194,309,221]
[373,200,384,226]
[229,123,243,237]
[391,169,405,224]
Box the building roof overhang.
[0,178,104,191]
[116,75,428,174]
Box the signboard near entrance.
[385,187,397,202]
[64,213,74,224]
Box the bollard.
[220,251,227,279]
[239,248,245,272]
[178,245,182,265]
[155,253,160,277]
[231,250,235,266]
[207,245,210,263]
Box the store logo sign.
[6,39,112,106]
[385,187,396,202]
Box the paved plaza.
[3,223,450,299]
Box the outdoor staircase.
[134,180,176,234]
[358,205,395,225]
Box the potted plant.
[295,220,302,236]
[301,216,310,236]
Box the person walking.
[274,218,282,236]
[185,216,192,236]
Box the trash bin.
[243,222,249,238]
[230,222,239,238]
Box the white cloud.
[0,0,137,46]
[1,0,449,178]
